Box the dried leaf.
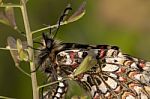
[0,11,10,26]
[73,50,97,77]
[5,7,17,29]
[67,1,86,23]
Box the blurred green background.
[0,0,150,99]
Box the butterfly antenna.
[53,5,72,38]
[47,23,52,36]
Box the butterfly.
[35,2,150,99]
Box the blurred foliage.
[0,0,150,99]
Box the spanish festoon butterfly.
[36,5,150,99]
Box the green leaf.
[72,50,97,77]
[16,39,28,61]
[67,1,86,23]
[16,39,23,51]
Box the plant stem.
[20,0,39,99]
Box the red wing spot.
[76,73,84,80]
[93,95,100,99]
[100,49,105,58]
[121,68,126,73]
[119,77,127,82]
[114,86,122,93]
[71,63,79,68]
[69,51,75,62]
[139,62,145,68]
[116,68,126,74]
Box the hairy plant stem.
[0,96,16,99]
[20,0,39,99]
[0,4,21,8]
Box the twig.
[38,77,69,90]
[0,47,18,50]
[32,21,68,34]
[0,96,16,99]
